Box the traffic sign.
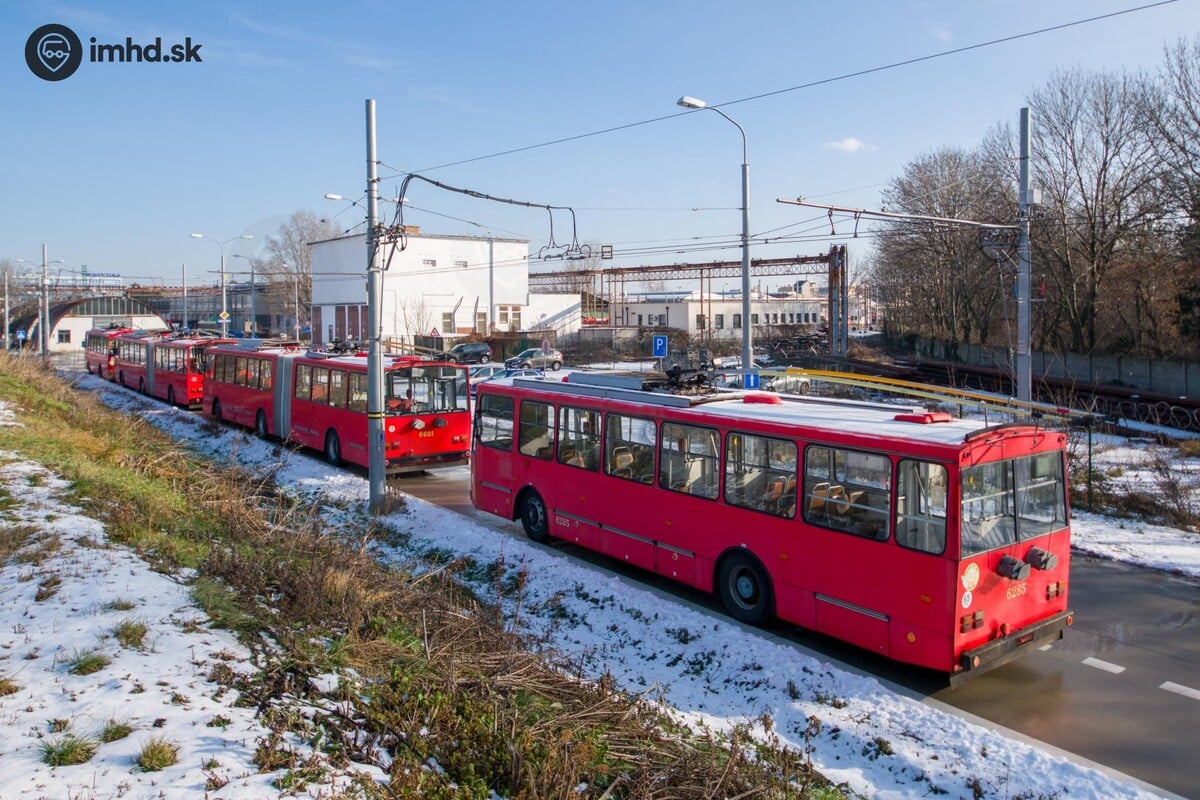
[219,311,230,321]
[429,327,441,337]
[743,371,760,389]
[652,335,668,358]
[16,330,26,342]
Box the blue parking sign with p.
[17,330,26,342]
[652,335,668,358]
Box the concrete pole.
[182,264,188,331]
[488,237,494,333]
[40,244,50,361]
[365,99,386,513]
[219,244,228,337]
[3,269,8,351]
[1017,107,1032,403]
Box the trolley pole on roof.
[365,99,386,513]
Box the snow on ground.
[3,374,1199,799]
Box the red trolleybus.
[83,327,132,380]
[471,374,1073,678]
[146,334,237,408]
[202,344,471,473]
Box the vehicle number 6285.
[1006,583,1027,600]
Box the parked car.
[505,347,563,371]
[469,364,505,381]
[438,341,493,364]
[471,367,543,396]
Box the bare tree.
[253,211,340,337]
[873,146,1010,350]
[1029,68,1162,354]
[1140,36,1200,354]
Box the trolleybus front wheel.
[519,490,550,543]
[167,385,176,406]
[717,551,773,625]
[211,399,223,424]
[255,409,269,439]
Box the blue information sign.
[651,335,668,358]
[16,330,26,342]
[743,371,760,389]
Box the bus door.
[596,413,658,572]
[549,405,602,551]
[472,392,517,517]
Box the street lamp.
[189,232,253,336]
[677,95,753,379]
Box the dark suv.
[440,341,492,364]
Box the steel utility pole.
[1016,107,1033,403]
[2,268,8,351]
[365,99,386,513]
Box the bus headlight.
[411,419,426,431]
[433,417,448,428]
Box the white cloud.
[825,137,866,153]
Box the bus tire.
[325,430,342,467]
[119,371,126,387]
[167,385,176,406]
[255,409,269,439]
[479,354,490,364]
[518,490,550,543]
[717,551,773,625]
[138,378,147,395]
[212,399,223,424]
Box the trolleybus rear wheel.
[167,385,176,406]
[325,430,342,467]
[717,551,773,625]
[212,399,223,424]
[255,409,268,439]
[519,490,550,543]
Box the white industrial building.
[309,229,578,347]
[614,286,827,341]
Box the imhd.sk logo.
[25,23,82,81]
[25,23,203,81]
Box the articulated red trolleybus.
[107,330,234,407]
[202,344,471,473]
[471,373,1073,678]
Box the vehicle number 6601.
[1006,583,1027,600]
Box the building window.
[441,312,454,333]
[732,313,741,328]
[455,260,468,269]
[715,314,724,330]
[422,259,437,268]
[475,312,487,333]
[695,314,706,330]
[57,329,71,344]
[498,307,509,324]
[751,314,759,325]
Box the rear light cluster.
[1046,581,1065,600]
[960,610,985,634]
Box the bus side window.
[348,373,367,413]
[518,400,554,459]
[477,394,514,451]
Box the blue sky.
[2,0,1196,286]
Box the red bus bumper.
[954,609,1073,684]
[385,451,469,475]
